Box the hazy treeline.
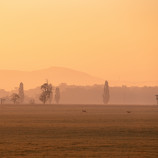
[59,84,157,105]
[0,83,157,104]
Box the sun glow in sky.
[0,0,158,85]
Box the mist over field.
[0,84,158,105]
[0,67,157,105]
[0,76,157,157]
[0,0,158,157]
[27,85,158,105]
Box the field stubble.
[0,104,158,158]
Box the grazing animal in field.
[126,111,131,113]
[82,109,87,113]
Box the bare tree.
[55,87,60,104]
[39,82,53,104]
[103,80,110,104]
[19,82,24,104]
[11,93,20,104]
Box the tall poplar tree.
[19,82,24,103]
[55,87,60,104]
[103,81,110,104]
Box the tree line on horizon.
[0,81,110,105]
[0,81,61,105]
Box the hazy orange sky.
[0,0,158,85]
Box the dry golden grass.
[0,104,158,158]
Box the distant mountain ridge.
[0,67,104,90]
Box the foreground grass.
[0,104,158,158]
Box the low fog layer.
[0,84,157,105]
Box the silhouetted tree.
[39,92,47,104]
[11,93,20,104]
[39,82,53,104]
[55,87,60,104]
[103,80,110,104]
[19,82,24,103]
[48,84,53,104]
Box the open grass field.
[0,104,158,158]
